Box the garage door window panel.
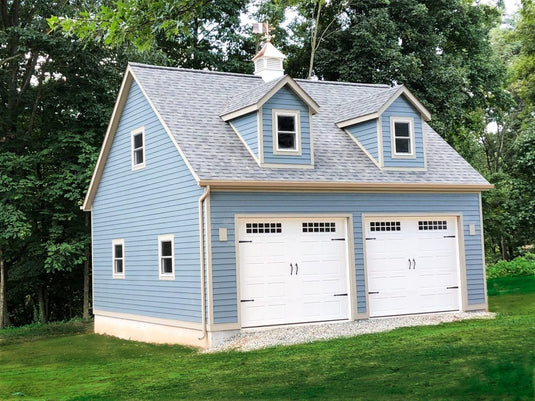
[302,222,336,233]
[369,221,401,232]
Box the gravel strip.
[207,311,495,352]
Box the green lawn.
[1,277,534,401]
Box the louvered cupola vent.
[252,42,286,82]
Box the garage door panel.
[366,216,460,317]
[239,217,350,327]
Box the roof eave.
[197,179,494,192]
[336,113,379,128]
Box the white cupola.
[252,41,286,82]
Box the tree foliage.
[1,0,125,326]
[49,0,255,72]
[285,0,511,160]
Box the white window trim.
[158,234,175,280]
[390,117,416,159]
[272,109,302,156]
[112,239,125,279]
[131,126,146,170]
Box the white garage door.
[364,216,461,317]
[238,217,350,328]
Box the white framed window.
[131,127,146,170]
[390,117,415,158]
[158,234,175,280]
[112,239,125,278]
[273,110,301,155]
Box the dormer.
[336,86,431,171]
[221,44,319,169]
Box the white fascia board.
[220,104,259,122]
[221,76,320,122]
[378,86,432,121]
[82,68,134,211]
[129,68,201,184]
[82,65,202,211]
[336,113,379,129]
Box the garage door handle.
[446,286,459,289]
[333,293,348,297]
[241,299,255,302]
[412,258,416,269]
[295,263,298,275]
[290,263,293,275]
[368,291,379,294]
[408,259,411,269]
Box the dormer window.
[391,117,415,158]
[273,110,301,155]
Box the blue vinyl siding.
[92,81,204,322]
[262,86,312,165]
[209,192,485,324]
[346,119,379,162]
[382,95,425,168]
[230,112,258,159]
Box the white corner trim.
[377,116,384,168]
[309,109,315,167]
[258,108,265,164]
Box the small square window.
[273,110,301,154]
[391,118,415,157]
[158,235,175,279]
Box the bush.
[487,256,535,279]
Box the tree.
[285,0,510,162]
[512,0,535,113]
[49,0,255,72]
[1,0,125,326]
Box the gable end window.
[158,234,175,280]
[112,239,125,279]
[390,117,415,158]
[131,127,146,170]
[273,110,301,155]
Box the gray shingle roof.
[221,75,285,116]
[335,86,400,124]
[128,62,489,187]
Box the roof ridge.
[129,62,393,88]
[295,78,391,88]
[128,62,260,79]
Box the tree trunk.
[0,248,10,328]
[83,214,91,320]
[37,285,48,324]
[307,1,322,79]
